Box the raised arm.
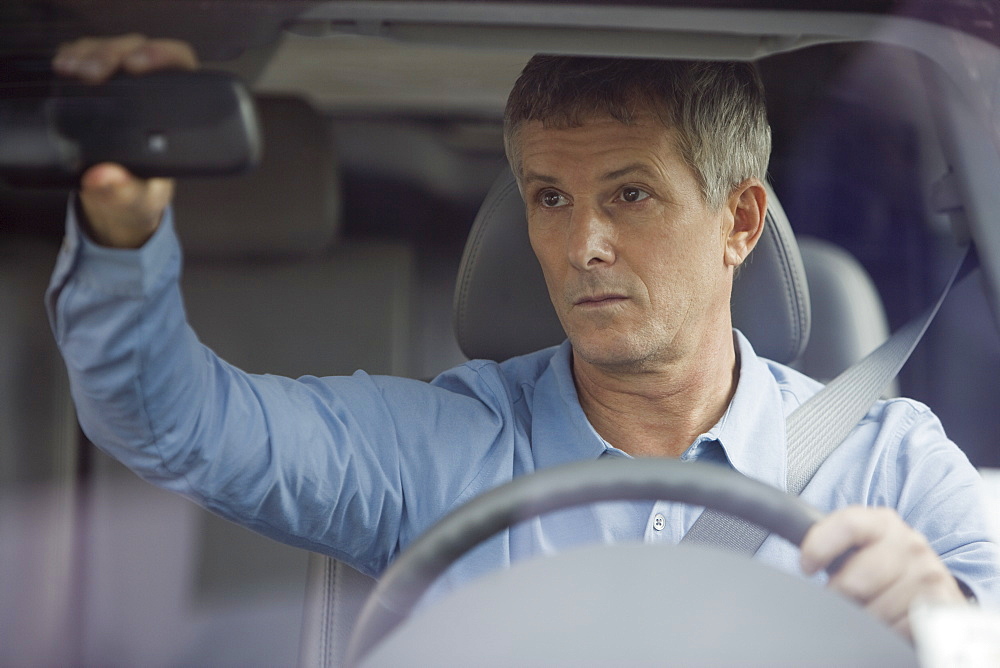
[45,36,511,577]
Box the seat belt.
[680,245,979,554]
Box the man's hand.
[52,34,200,248]
[800,506,967,640]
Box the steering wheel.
[345,458,917,667]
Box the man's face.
[517,114,739,372]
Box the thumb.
[79,163,173,248]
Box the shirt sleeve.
[883,400,1000,608]
[46,202,516,577]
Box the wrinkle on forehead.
[518,116,689,191]
[513,113,681,179]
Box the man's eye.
[539,190,567,208]
[620,187,650,203]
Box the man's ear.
[724,179,767,268]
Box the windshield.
[2,1,999,666]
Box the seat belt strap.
[680,245,978,554]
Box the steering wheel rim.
[345,458,825,666]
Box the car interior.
[2,1,1000,665]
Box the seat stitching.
[455,175,520,354]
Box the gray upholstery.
[300,554,378,668]
[795,236,893,389]
[454,167,811,364]
[173,95,342,259]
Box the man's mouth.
[574,294,628,307]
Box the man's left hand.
[800,506,968,640]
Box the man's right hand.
[52,34,200,248]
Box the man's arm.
[45,36,515,577]
[798,404,998,640]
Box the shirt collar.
[690,330,788,492]
[529,332,788,491]
[530,341,614,471]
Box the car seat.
[298,167,893,667]
[795,235,893,390]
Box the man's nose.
[567,204,615,270]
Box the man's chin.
[568,337,654,374]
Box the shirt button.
[653,513,665,531]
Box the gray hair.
[503,56,771,209]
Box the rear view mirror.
[0,68,261,186]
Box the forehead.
[515,114,684,182]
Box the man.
[50,35,998,638]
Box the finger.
[80,162,134,190]
[80,163,174,215]
[79,163,146,220]
[142,178,175,219]
[53,34,147,82]
[79,163,173,247]
[843,544,924,626]
[800,506,894,575]
[122,39,199,74]
[863,565,950,643]
[53,35,198,82]
[868,555,964,616]
[864,570,918,631]
[873,572,966,644]
[826,535,900,604]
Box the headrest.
[173,96,341,259]
[453,168,811,364]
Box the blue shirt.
[48,207,1000,605]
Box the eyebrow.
[521,171,559,187]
